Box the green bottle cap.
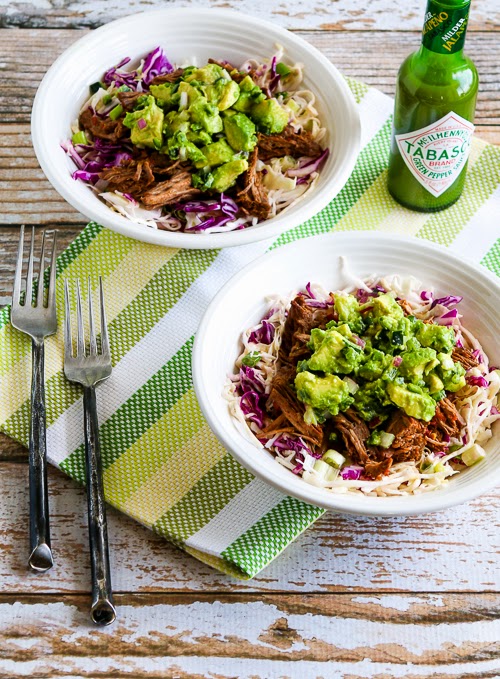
[422,0,471,54]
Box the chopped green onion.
[322,449,345,469]
[118,85,131,92]
[89,81,105,95]
[71,131,88,145]
[109,104,124,120]
[313,459,340,482]
[378,432,395,448]
[242,351,261,367]
[102,94,112,105]
[276,62,292,77]
[461,444,486,467]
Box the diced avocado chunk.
[123,95,163,149]
[186,128,212,146]
[334,294,364,334]
[206,78,240,111]
[357,348,391,381]
[398,348,439,382]
[416,323,455,353]
[195,139,235,169]
[184,63,225,84]
[177,81,203,107]
[188,98,223,134]
[307,328,363,375]
[164,110,190,136]
[386,382,436,421]
[461,443,486,467]
[149,82,179,109]
[166,131,206,165]
[211,158,248,192]
[250,98,289,134]
[223,112,257,152]
[437,359,466,392]
[232,75,266,113]
[295,371,352,417]
[371,292,404,322]
[427,372,445,394]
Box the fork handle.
[83,385,116,626]
[28,340,53,572]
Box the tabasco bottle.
[387,0,478,211]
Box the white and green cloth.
[1,79,499,578]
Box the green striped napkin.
[1,78,499,579]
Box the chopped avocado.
[309,328,326,352]
[416,323,455,353]
[123,95,163,149]
[211,158,248,192]
[194,139,235,169]
[164,110,190,136]
[186,128,212,146]
[307,328,363,375]
[398,348,439,382]
[357,348,391,381]
[206,78,240,111]
[232,75,266,113]
[250,98,289,134]
[166,132,206,165]
[184,63,225,84]
[371,292,404,326]
[223,112,257,152]
[178,81,203,107]
[386,382,436,421]
[295,371,353,417]
[427,372,445,394]
[149,82,179,109]
[188,98,223,134]
[437,359,466,392]
[354,380,392,421]
[334,294,364,334]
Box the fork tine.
[99,277,110,358]
[36,231,47,308]
[47,231,58,310]
[64,280,73,361]
[25,227,35,307]
[12,225,25,308]
[76,279,85,358]
[88,278,97,356]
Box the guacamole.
[294,289,465,424]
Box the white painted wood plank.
[0,594,499,678]
[0,0,498,31]
[0,463,498,593]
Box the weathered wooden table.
[1,2,499,677]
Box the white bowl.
[193,233,500,516]
[31,8,360,249]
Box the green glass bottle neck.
[421,0,471,55]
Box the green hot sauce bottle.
[387,0,478,211]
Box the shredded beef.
[333,409,392,479]
[236,148,271,221]
[257,126,323,161]
[452,347,479,370]
[385,410,427,463]
[279,295,335,365]
[269,367,323,448]
[260,413,295,438]
[79,107,127,142]
[428,397,465,440]
[397,299,413,316]
[139,170,200,208]
[117,90,143,111]
[100,157,155,194]
[149,68,185,85]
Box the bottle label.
[395,112,474,197]
[422,1,470,54]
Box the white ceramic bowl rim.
[31,7,361,249]
[193,232,500,516]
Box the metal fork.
[64,277,116,626]
[11,226,57,573]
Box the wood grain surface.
[0,3,499,677]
